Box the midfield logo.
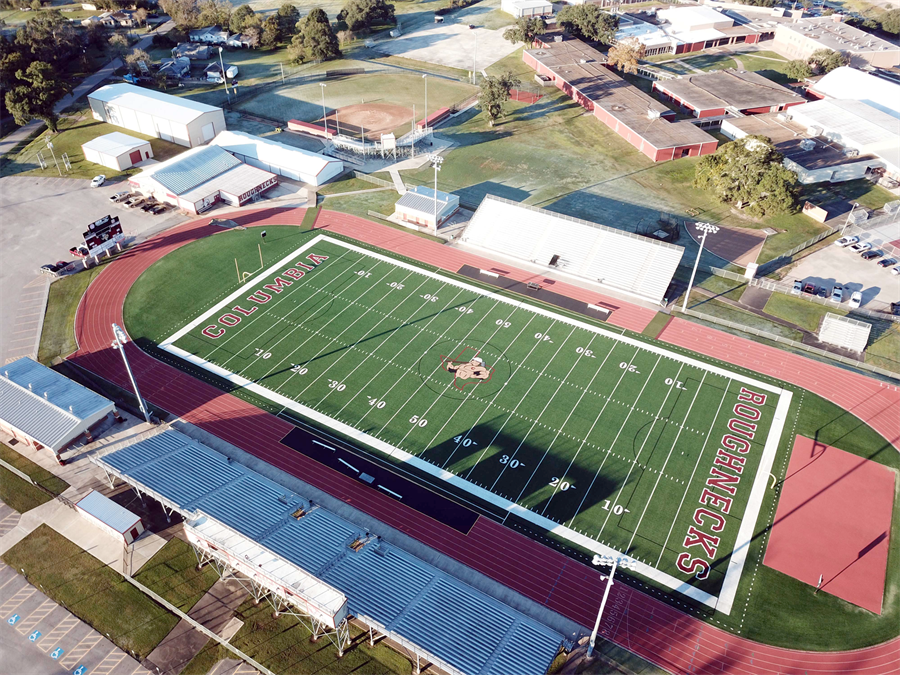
[440,347,493,390]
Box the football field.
[161,234,792,613]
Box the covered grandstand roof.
[94,429,563,675]
[461,196,684,303]
[0,357,115,451]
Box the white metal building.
[81,132,153,171]
[461,196,684,303]
[88,83,226,148]
[209,130,343,186]
[394,186,460,230]
[75,490,145,544]
[130,145,278,214]
[810,67,900,120]
[501,0,552,18]
[0,357,116,463]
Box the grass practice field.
[158,233,790,612]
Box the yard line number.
[603,500,630,515]
[550,476,575,491]
[453,435,478,447]
[388,282,405,290]
[409,415,428,427]
[499,455,524,468]
[290,364,308,375]
[534,333,553,342]
[665,377,687,390]
[495,320,511,328]
[254,348,272,359]
[356,271,371,278]
[619,362,640,373]
[421,294,439,302]
[367,397,387,409]
[328,379,346,391]
[576,347,595,358]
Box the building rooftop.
[0,357,114,450]
[395,185,458,214]
[76,490,141,533]
[811,66,900,119]
[526,41,714,149]
[96,429,564,675]
[655,69,805,112]
[82,132,148,156]
[88,83,222,125]
[141,145,243,195]
[209,130,341,178]
[778,16,899,55]
[658,5,733,29]
[179,162,275,202]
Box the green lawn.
[317,176,383,195]
[230,597,412,675]
[2,525,179,659]
[1,113,184,180]
[863,321,900,373]
[178,639,228,675]
[0,467,54,513]
[133,538,220,614]
[0,443,69,495]
[686,291,803,341]
[39,258,117,364]
[763,292,844,333]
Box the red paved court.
[764,436,895,614]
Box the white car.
[849,242,871,254]
[90,175,106,188]
[891,266,900,276]
[849,291,862,309]
[833,235,859,247]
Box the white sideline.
[160,234,793,615]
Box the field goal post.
[235,243,265,283]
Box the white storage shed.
[81,132,153,171]
[88,83,226,148]
[209,130,343,186]
[394,185,460,230]
[75,490,145,544]
[501,0,552,18]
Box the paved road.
[0,21,175,159]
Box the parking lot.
[0,174,187,363]
[788,238,899,312]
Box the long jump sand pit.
[323,103,414,140]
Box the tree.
[197,0,230,28]
[276,3,299,36]
[230,4,255,33]
[134,8,148,25]
[15,11,79,67]
[5,60,69,131]
[338,0,395,32]
[261,15,280,47]
[291,8,340,62]
[242,24,261,47]
[809,48,847,73]
[557,5,618,44]
[124,47,151,73]
[881,9,900,34]
[107,32,130,60]
[784,59,812,81]
[502,16,545,48]
[736,0,775,6]
[159,0,200,29]
[606,37,645,74]
[477,71,520,126]
[693,135,798,217]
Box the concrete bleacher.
[461,196,685,304]
[819,313,871,353]
[96,429,563,675]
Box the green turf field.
[160,234,790,611]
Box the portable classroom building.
[81,132,153,170]
[75,490,144,544]
[88,83,226,148]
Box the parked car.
[39,261,67,274]
[791,279,802,295]
[892,266,900,276]
[816,287,827,299]
[834,235,859,247]
[150,204,168,214]
[849,242,871,253]
[127,197,146,208]
[849,291,862,309]
[68,245,89,258]
[109,191,130,203]
[90,175,106,188]
[861,250,883,261]
[802,282,817,295]
[140,200,157,212]
[830,284,843,303]
[877,258,897,268]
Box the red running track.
[69,208,900,675]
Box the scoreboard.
[83,215,123,255]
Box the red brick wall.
[697,107,726,118]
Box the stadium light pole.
[320,82,328,135]
[423,74,428,132]
[587,554,637,658]
[429,154,443,234]
[111,323,151,425]
[218,47,230,103]
[681,222,719,313]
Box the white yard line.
[489,326,581,492]
[596,359,679,540]
[626,371,707,552]
[656,381,731,569]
